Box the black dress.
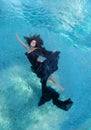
[25,48,73,111]
[25,48,59,80]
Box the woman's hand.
[16,34,19,39]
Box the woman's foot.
[64,98,73,111]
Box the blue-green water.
[0,0,91,130]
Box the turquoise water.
[0,0,91,130]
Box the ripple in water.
[1,0,91,48]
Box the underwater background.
[0,0,91,130]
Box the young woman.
[16,34,73,111]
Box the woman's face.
[30,40,36,47]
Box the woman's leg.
[48,75,64,91]
[38,80,52,106]
[38,79,73,110]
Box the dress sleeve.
[41,47,53,58]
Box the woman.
[16,34,73,111]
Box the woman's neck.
[29,46,35,50]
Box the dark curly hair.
[24,34,44,47]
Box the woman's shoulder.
[25,47,41,55]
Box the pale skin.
[16,34,64,91]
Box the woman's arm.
[16,34,29,50]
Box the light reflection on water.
[1,0,91,48]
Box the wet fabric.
[39,81,73,111]
[25,48,59,81]
[25,48,73,111]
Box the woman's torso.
[25,48,41,65]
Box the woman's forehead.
[31,40,36,42]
